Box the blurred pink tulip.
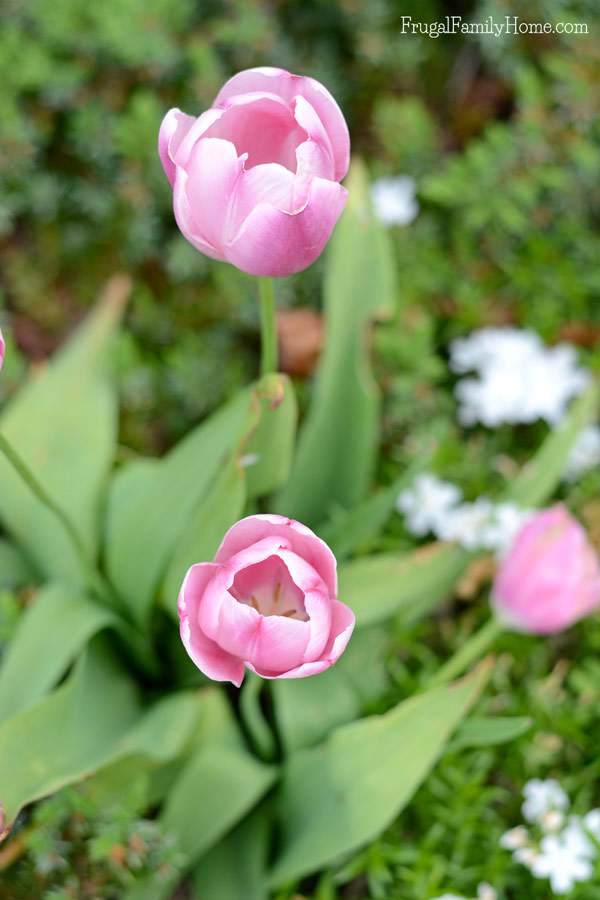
[178,514,355,687]
[158,67,349,277]
[0,328,4,371]
[492,505,600,634]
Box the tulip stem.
[0,431,108,602]
[429,617,504,688]
[258,277,278,375]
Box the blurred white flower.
[436,498,495,550]
[396,473,462,537]
[583,808,600,841]
[531,817,595,894]
[479,502,533,557]
[540,809,566,833]
[522,779,569,824]
[563,425,600,482]
[431,895,466,900]
[450,328,590,428]
[500,825,530,850]
[371,175,419,226]
[476,884,497,900]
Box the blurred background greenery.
[1,0,598,457]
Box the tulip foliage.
[0,164,596,899]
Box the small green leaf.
[269,662,491,886]
[447,715,532,752]
[0,539,35,589]
[0,583,116,722]
[193,807,270,900]
[275,161,397,526]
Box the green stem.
[0,431,109,602]
[258,277,278,376]
[430,617,504,688]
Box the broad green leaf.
[0,583,115,722]
[273,626,389,753]
[447,715,532,752]
[161,745,276,862]
[105,391,249,622]
[505,383,599,507]
[241,673,277,761]
[0,539,34,589]
[194,807,270,900]
[275,161,397,526]
[340,542,471,630]
[243,373,297,499]
[0,293,124,585]
[0,640,139,825]
[106,374,293,624]
[161,451,246,617]
[269,662,490,886]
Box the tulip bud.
[158,67,350,277]
[491,505,600,634]
[178,514,355,686]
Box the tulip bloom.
[158,67,350,277]
[178,514,355,686]
[492,505,600,634]
[0,328,4,370]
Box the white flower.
[476,884,497,900]
[449,328,590,428]
[435,498,495,550]
[371,176,419,226]
[583,809,600,841]
[479,502,533,557]
[522,779,569,824]
[563,425,600,481]
[540,809,566,833]
[431,895,466,900]
[500,825,530,850]
[396,473,462,537]
[531,818,595,894]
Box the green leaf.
[0,539,34,589]
[340,542,471,630]
[447,715,532,752]
[505,383,599,507]
[193,807,270,900]
[275,161,397,526]
[0,293,124,585]
[273,626,389,753]
[161,744,276,863]
[0,640,139,825]
[240,673,277,761]
[0,582,115,722]
[318,457,431,562]
[269,662,491,886]
[243,373,297,500]
[106,374,294,625]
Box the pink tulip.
[158,67,350,277]
[178,514,355,686]
[492,505,600,634]
[0,328,4,371]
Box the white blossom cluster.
[396,473,532,556]
[371,175,419,226]
[449,328,590,428]
[432,883,496,900]
[564,424,600,481]
[501,779,600,895]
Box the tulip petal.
[184,138,247,253]
[293,95,335,179]
[172,167,225,262]
[178,563,245,687]
[213,67,349,180]
[216,514,338,596]
[226,176,347,277]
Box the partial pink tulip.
[492,505,600,634]
[0,328,4,371]
[158,67,350,277]
[178,514,355,687]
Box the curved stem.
[430,617,504,688]
[258,277,278,376]
[0,432,109,602]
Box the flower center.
[230,555,308,621]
